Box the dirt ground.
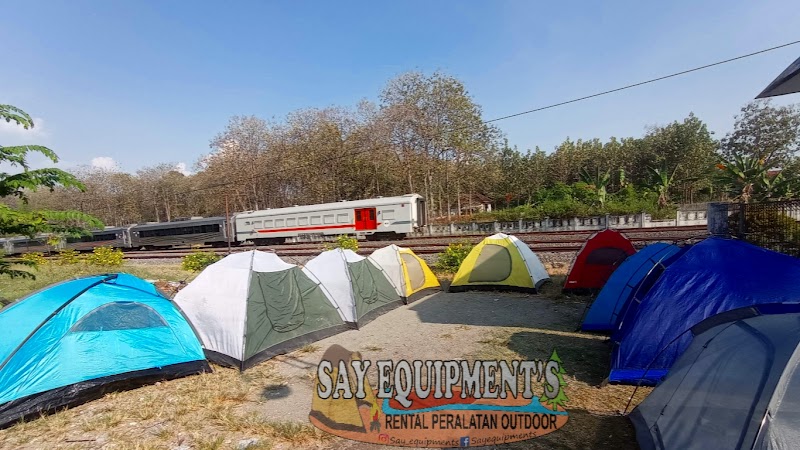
[0,283,648,450]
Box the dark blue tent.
[610,238,800,385]
[0,274,209,427]
[610,244,691,342]
[582,243,681,332]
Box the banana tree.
[579,167,611,207]
[647,165,679,208]
[715,154,796,202]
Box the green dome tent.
[174,251,350,370]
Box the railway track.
[118,225,708,260]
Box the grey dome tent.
[174,251,350,370]
[630,304,800,450]
[303,249,403,327]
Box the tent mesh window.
[585,247,630,265]
[400,253,426,291]
[469,244,512,283]
[69,302,168,332]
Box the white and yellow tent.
[449,233,550,292]
[369,244,440,303]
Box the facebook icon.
[459,436,470,447]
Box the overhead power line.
[179,39,800,196]
[484,39,800,123]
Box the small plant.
[56,249,81,265]
[86,246,124,266]
[436,241,474,273]
[182,250,221,272]
[323,235,359,252]
[20,252,47,267]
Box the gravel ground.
[255,289,638,450]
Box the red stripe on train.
[256,224,355,233]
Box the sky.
[1,0,799,174]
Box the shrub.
[323,235,359,252]
[436,242,474,273]
[86,246,124,266]
[20,252,47,267]
[181,250,221,272]
[56,249,82,265]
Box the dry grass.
[474,327,650,449]
[0,362,335,450]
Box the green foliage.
[436,242,473,273]
[86,246,124,266]
[578,168,611,206]
[542,349,569,411]
[56,249,82,265]
[1,104,35,129]
[323,235,359,251]
[181,250,222,272]
[1,104,103,280]
[715,154,797,203]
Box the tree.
[646,165,678,208]
[1,105,102,278]
[579,167,611,207]
[719,100,800,169]
[714,154,796,203]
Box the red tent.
[563,229,635,292]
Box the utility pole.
[225,193,232,255]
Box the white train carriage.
[233,194,426,245]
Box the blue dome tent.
[582,243,681,332]
[0,274,209,427]
[610,238,800,385]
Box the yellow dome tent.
[369,244,440,303]
[449,233,550,292]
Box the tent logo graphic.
[309,345,570,448]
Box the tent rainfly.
[563,229,635,292]
[0,274,209,428]
[610,238,800,385]
[303,249,403,327]
[756,55,800,99]
[174,251,350,370]
[582,243,681,332]
[368,245,440,303]
[631,304,800,450]
[449,233,550,292]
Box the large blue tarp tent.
[0,274,209,427]
[610,238,800,385]
[582,243,681,332]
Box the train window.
[383,210,395,220]
[336,213,348,224]
[355,210,362,221]
[323,215,334,224]
[251,220,262,229]
[369,210,376,220]
[264,220,273,228]
[275,219,285,228]
[286,218,296,227]
[310,216,321,225]
[298,217,309,226]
